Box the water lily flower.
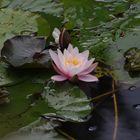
[52,28,60,44]
[49,44,98,82]
[52,27,71,49]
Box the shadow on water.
[58,76,140,140]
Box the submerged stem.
[56,128,76,140]
[89,79,119,140]
[90,89,117,102]
[112,81,119,140]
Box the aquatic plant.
[49,43,98,82]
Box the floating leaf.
[0,62,29,86]
[62,0,140,64]
[124,47,140,72]
[1,118,66,140]
[108,26,140,84]
[43,81,91,122]
[0,78,49,138]
[0,8,50,51]
[0,0,63,16]
[1,35,50,68]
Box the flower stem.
[89,89,117,102]
[112,80,119,140]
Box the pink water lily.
[49,44,98,82]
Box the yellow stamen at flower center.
[65,58,82,67]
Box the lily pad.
[0,62,29,86]
[1,35,50,68]
[1,118,66,140]
[108,26,140,84]
[0,8,50,51]
[43,81,91,122]
[0,0,63,16]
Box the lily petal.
[52,63,65,76]
[83,58,95,69]
[57,49,68,73]
[51,75,67,81]
[78,74,98,82]
[81,50,89,60]
[73,47,79,55]
[67,44,73,52]
[78,62,98,76]
[49,49,61,70]
[52,28,60,44]
[57,49,64,60]
[76,58,95,74]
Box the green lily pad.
[43,81,91,122]
[1,35,50,68]
[0,0,63,16]
[1,118,66,140]
[108,26,140,84]
[0,62,29,87]
[0,8,50,51]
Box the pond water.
[0,0,140,140]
